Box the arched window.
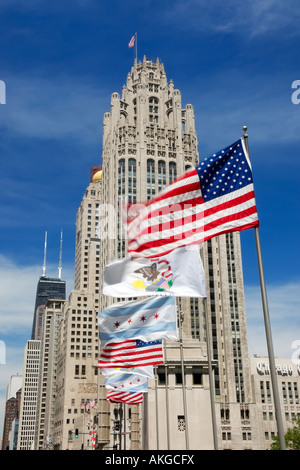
[128,158,136,202]
[158,160,166,191]
[118,159,125,197]
[149,97,159,123]
[169,162,177,183]
[147,159,155,200]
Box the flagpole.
[204,298,218,450]
[178,304,189,450]
[242,126,286,450]
[135,32,137,62]
[155,365,160,449]
[164,342,170,450]
[123,403,126,450]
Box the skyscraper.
[99,56,258,449]
[53,169,110,450]
[17,340,41,450]
[31,232,66,340]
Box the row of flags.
[97,136,259,406]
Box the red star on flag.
[140,315,146,322]
[114,321,120,328]
[128,319,132,324]
[154,313,159,319]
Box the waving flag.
[98,296,177,347]
[107,391,143,404]
[104,372,148,393]
[98,339,164,368]
[103,246,206,298]
[128,34,135,48]
[126,138,259,258]
[101,365,154,379]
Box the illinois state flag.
[98,296,177,347]
[126,138,259,258]
[103,246,206,298]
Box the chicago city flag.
[103,246,206,298]
[98,295,177,347]
[104,372,148,393]
[101,365,154,379]
[126,138,259,258]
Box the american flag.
[98,339,164,368]
[128,35,135,48]
[106,391,143,405]
[126,138,259,258]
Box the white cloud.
[0,254,74,336]
[245,281,300,359]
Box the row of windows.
[260,380,299,404]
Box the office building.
[17,340,41,450]
[35,298,66,449]
[31,232,66,340]
[1,376,22,450]
[250,356,300,449]
[53,169,110,450]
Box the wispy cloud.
[0,74,107,143]
[161,0,300,38]
[245,281,300,359]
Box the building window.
[158,160,166,191]
[147,159,156,200]
[169,162,177,183]
[128,158,136,202]
[149,97,159,123]
[118,159,125,197]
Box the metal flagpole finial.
[242,125,248,137]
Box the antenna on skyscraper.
[58,228,63,280]
[42,231,47,277]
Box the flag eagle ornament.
[103,246,206,298]
[98,295,177,347]
[125,138,259,258]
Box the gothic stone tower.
[99,56,257,450]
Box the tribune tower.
[99,57,258,449]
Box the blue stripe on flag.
[99,295,175,318]
[99,321,177,343]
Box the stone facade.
[49,57,297,451]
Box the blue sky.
[0,0,300,436]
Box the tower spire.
[58,228,63,280]
[42,231,47,277]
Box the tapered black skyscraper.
[31,231,66,340]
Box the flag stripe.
[98,339,164,368]
[98,296,177,347]
[128,201,258,257]
[128,187,256,241]
[107,391,143,404]
[126,138,259,258]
